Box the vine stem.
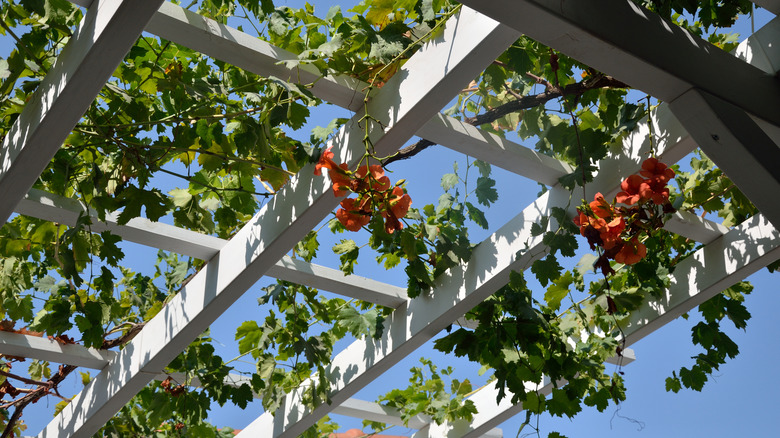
[569,109,588,202]
[646,95,655,156]
[0,365,77,438]
[0,370,51,388]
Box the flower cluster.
[315,146,412,233]
[574,158,675,274]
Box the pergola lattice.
[1,0,779,437]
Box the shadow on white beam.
[17,189,224,260]
[626,213,780,344]
[416,113,573,186]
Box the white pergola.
[1,0,779,437]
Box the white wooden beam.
[17,189,225,261]
[734,17,780,74]
[0,0,164,224]
[0,331,115,370]
[17,189,408,308]
[626,213,780,343]
[430,213,780,438]
[143,2,365,111]
[415,113,574,186]
[665,210,730,245]
[38,8,520,438]
[265,257,408,308]
[669,89,780,230]
[458,0,780,130]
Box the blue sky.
[4,2,778,437]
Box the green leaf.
[231,383,254,410]
[545,271,573,311]
[337,306,381,338]
[474,177,498,206]
[235,320,265,357]
[474,160,491,177]
[665,375,682,393]
[257,355,276,380]
[421,0,436,21]
[98,232,124,267]
[294,231,319,262]
[679,366,707,391]
[333,239,359,275]
[3,295,33,322]
[465,202,488,229]
[531,255,562,287]
[547,388,581,417]
[543,231,577,257]
[441,173,459,191]
[365,0,394,26]
[117,186,171,224]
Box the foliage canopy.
[0,0,772,436]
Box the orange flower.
[336,198,371,231]
[355,164,391,192]
[387,186,411,218]
[589,192,613,218]
[381,186,412,233]
[640,157,675,184]
[599,216,626,250]
[314,146,337,176]
[329,163,352,197]
[614,237,646,265]
[573,211,589,232]
[638,179,670,205]
[616,174,646,205]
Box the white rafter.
[0,0,164,224]
[0,331,115,370]
[37,7,520,437]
